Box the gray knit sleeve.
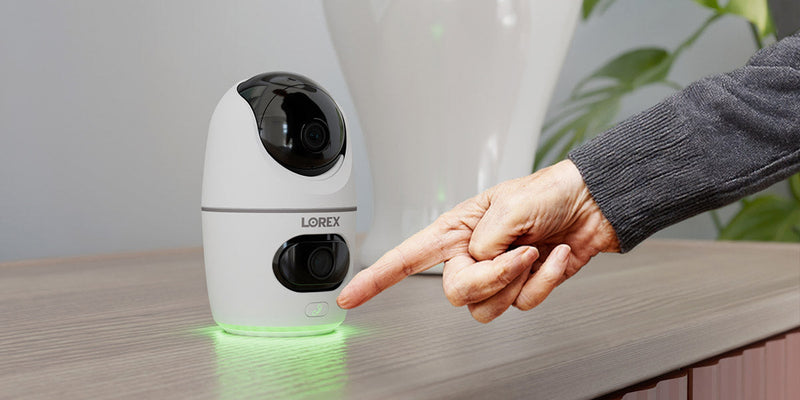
[568,33,800,252]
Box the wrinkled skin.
[337,160,621,323]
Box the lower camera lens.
[301,121,329,152]
[307,247,334,279]
[273,234,349,292]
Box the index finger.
[337,220,454,309]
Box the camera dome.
[237,72,346,176]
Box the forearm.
[569,33,800,252]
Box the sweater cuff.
[568,99,689,252]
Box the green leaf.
[535,96,621,170]
[582,0,600,19]
[789,173,800,203]
[724,0,775,38]
[569,85,620,103]
[630,55,674,88]
[719,195,800,242]
[582,0,618,20]
[583,96,622,132]
[555,129,586,164]
[541,102,591,133]
[673,14,722,59]
[694,0,720,10]
[535,116,586,170]
[576,48,671,93]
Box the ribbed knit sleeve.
[568,33,800,252]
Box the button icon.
[305,302,329,317]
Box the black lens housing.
[301,120,329,153]
[237,72,346,176]
[273,234,349,292]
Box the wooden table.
[1,240,798,399]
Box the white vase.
[324,0,580,270]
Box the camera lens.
[273,234,349,292]
[301,121,329,152]
[307,247,334,279]
[238,73,346,176]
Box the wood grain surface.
[1,240,798,400]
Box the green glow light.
[194,324,366,399]
[217,322,343,337]
[437,184,447,203]
[430,22,444,41]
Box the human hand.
[337,160,620,322]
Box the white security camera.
[201,72,355,336]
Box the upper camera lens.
[237,73,346,177]
[307,247,334,279]
[301,121,329,152]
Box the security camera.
[201,72,355,336]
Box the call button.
[305,302,329,317]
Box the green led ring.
[217,322,342,337]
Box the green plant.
[537,0,800,242]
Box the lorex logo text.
[301,216,341,228]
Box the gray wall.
[0,0,769,262]
[0,0,371,262]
